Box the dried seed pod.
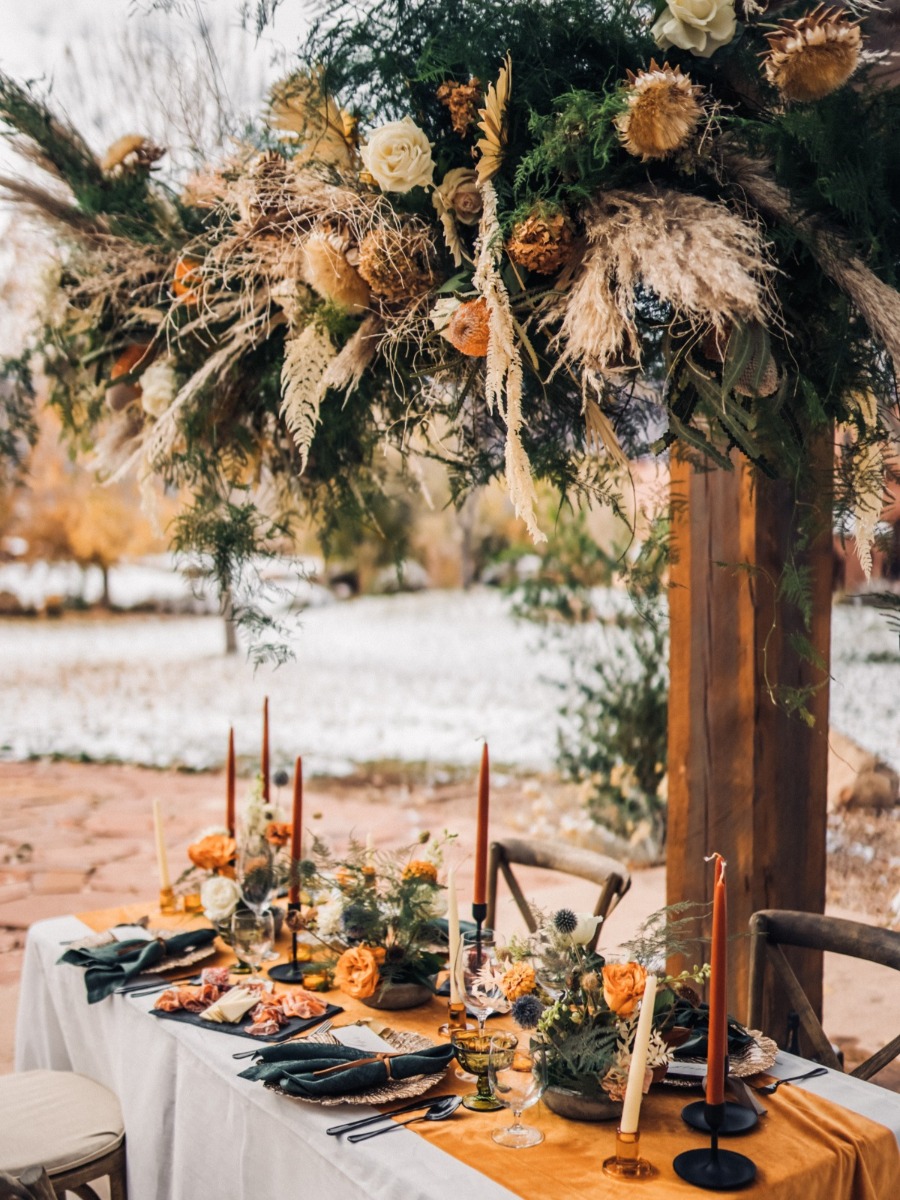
[763,5,862,103]
[616,60,703,161]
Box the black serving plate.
[151,1001,343,1041]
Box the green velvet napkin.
[238,1040,456,1098]
[59,928,218,1004]
[670,998,757,1059]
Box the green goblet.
[451,1030,517,1111]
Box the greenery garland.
[1,0,898,649]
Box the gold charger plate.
[264,1027,448,1107]
[664,1030,778,1087]
[68,927,217,974]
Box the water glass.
[488,1039,548,1148]
[231,911,274,982]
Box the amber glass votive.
[602,1128,654,1179]
[159,886,178,915]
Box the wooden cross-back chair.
[748,909,900,1081]
[486,837,631,952]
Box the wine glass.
[488,1039,548,1148]
[461,935,509,1035]
[237,834,275,916]
[231,911,274,984]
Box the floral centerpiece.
[178,777,292,928]
[302,834,453,1008]
[499,906,708,1116]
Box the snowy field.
[0,588,898,775]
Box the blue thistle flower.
[511,994,544,1029]
[553,908,577,935]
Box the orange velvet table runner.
[77,903,900,1200]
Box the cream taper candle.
[152,797,171,891]
[619,974,658,1134]
[447,867,462,1005]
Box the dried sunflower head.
[616,60,704,161]
[763,5,862,103]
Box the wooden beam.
[667,447,832,1039]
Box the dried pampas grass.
[558,187,772,375]
[301,231,370,313]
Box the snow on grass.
[1,590,897,777]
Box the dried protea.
[101,134,164,174]
[436,77,483,136]
[507,208,576,275]
[444,298,490,357]
[302,231,370,313]
[616,61,703,161]
[357,223,441,302]
[763,6,862,103]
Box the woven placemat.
[264,1027,448,1107]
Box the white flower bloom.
[360,117,436,193]
[316,893,346,938]
[139,359,178,418]
[651,0,737,59]
[201,874,241,923]
[570,913,602,945]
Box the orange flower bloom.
[188,833,236,874]
[402,859,438,884]
[602,962,648,1017]
[265,822,291,848]
[500,962,537,1001]
[333,945,387,999]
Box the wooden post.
[667,447,832,1038]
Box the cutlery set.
[327,1095,463,1141]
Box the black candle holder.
[673,1103,756,1191]
[268,904,308,983]
[681,1099,758,1136]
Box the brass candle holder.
[158,886,177,915]
[603,1128,654,1179]
[438,998,475,1038]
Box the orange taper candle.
[226,727,236,838]
[706,853,727,1107]
[473,742,490,907]
[289,755,303,906]
[261,697,270,804]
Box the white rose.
[651,0,737,59]
[201,874,241,923]
[360,117,435,193]
[139,359,177,419]
[570,913,602,946]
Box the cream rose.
[434,167,483,226]
[651,0,737,59]
[139,359,177,419]
[570,913,602,946]
[200,874,241,923]
[360,117,435,193]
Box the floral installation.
[1,0,900,646]
[301,833,455,998]
[502,905,709,1102]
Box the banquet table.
[15,911,900,1200]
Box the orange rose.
[188,834,237,874]
[265,822,291,848]
[499,962,537,1001]
[602,962,648,1017]
[402,860,438,884]
[333,945,387,999]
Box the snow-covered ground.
[0,588,898,776]
[0,590,569,774]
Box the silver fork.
[232,1016,336,1059]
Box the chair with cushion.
[747,909,900,1081]
[0,1071,126,1199]
[486,836,631,951]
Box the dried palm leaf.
[475,55,511,185]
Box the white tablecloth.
[15,916,900,1198]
